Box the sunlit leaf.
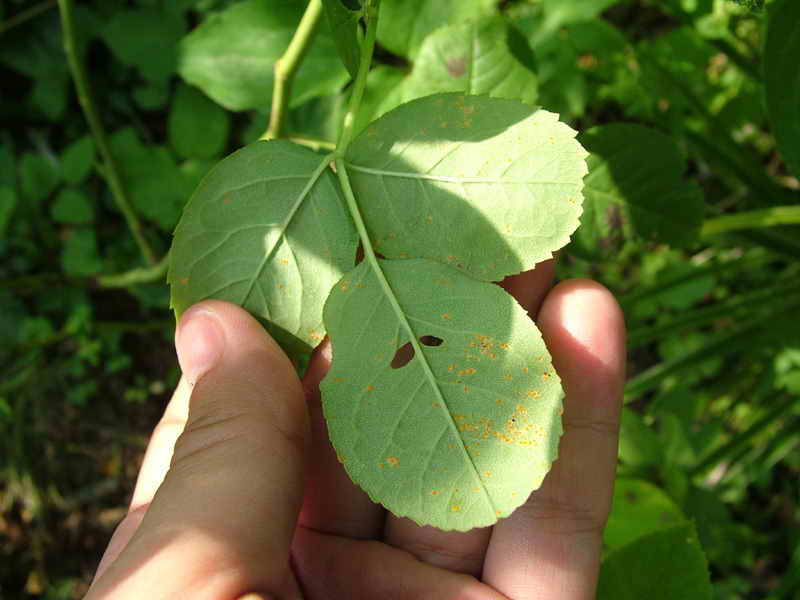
[178,0,348,111]
[346,93,587,281]
[321,258,563,530]
[169,141,357,362]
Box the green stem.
[265,0,325,139]
[289,134,337,152]
[337,0,380,152]
[96,253,170,288]
[701,205,800,237]
[57,0,157,266]
[691,395,798,478]
[0,0,56,35]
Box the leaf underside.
[346,94,587,282]
[168,141,357,361]
[321,258,563,530]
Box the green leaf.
[0,186,17,238]
[61,136,95,185]
[61,228,103,276]
[169,141,358,362]
[764,0,800,178]
[168,84,231,160]
[541,0,624,28]
[102,7,185,83]
[377,0,496,60]
[178,0,349,111]
[19,152,60,204]
[604,478,685,551]
[109,129,192,231]
[373,17,538,119]
[346,94,588,281]
[51,189,94,225]
[598,522,712,600]
[322,0,362,77]
[572,124,705,258]
[618,407,662,468]
[321,258,563,530]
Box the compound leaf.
[377,0,496,60]
[178,0,348,111]
[765,0,800,178]
[322,0,362,77]
[321,258,563,530]
[373,17,538,118]
[169,141,357,362]
[346,94,588,281]
[572,123,705,259]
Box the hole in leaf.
[420,335,444,347]
[391,342,415,369]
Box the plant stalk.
[265,0,325,140]
[0,0,56,36]
[701,205,800,237]
[57,0,157,266]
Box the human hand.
[87,261,625,600]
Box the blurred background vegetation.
[1,0,798,597]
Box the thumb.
[89,300,310,600]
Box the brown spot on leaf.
[447,56,467,78]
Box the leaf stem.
[701,205,800,237]
[0,0,56,36]
[336,0,380,153]
[265,0,325,140]
[96,253,170,288]
[57,0,157,266]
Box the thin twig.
[57,0,157,265]
[0,0,56,36]
[264,0,325,139]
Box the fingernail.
[176,305,225,384]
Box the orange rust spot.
[279,259,289,265]
[451,504,461,512]
[523,367,529,373]
[337,454,346,463]
[462,105,475,115]
[340,283,349,291]
[366,385,375,392]
[500,343,510,349]
[432,401,442,408]
[333,377,345,383]
[542,372,551,381]
[527,390,540,399]
[448,364,456,371]
[504,374,513,381]
[387,456,399,467]
[441,313,452,320]
[180,278,189,285]
[484,471,492,477]
[440,121,449,128]
[463,385,470,393]
[496,399,504,404]
[426,215,434,224]
[356,281,365,288]
[458,368,477,376]
[431,490,440,496]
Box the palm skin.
[86,261,625,600]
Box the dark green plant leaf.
[19,152,60,204]
[168,84,231,160]
[354,65,407,135]
[572,124,705,258]
[51,189,94,225]
[178,0,349,111]
[322,0,362,77]
[618,407,662,468]
[377,0,496,59]
[61,136,95,185]
[764,0,800,178]
[604,478,685,551]
[102,8,185,83]
[346,94,588,281]
[598,522,712,600]
[321,258,563,530]
[541,0,624,29]
[61,229,103,276]
[169,141,357,362]
[0,186,16,238]
[372,17,538,119]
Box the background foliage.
[1,0,798,597]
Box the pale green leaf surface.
[374,18,538,118]
[765,0,800,178]
[61,136,95,185]
[572,124,705,258]
[598,522,712,600]
[168,83,231,160]
[603,478,685,551]
[346,94,588,281]
[322,0,362,77]
[321,258,563,530]
[169,141,357,361]
[377,0,496,59]
[178,0,349,111]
